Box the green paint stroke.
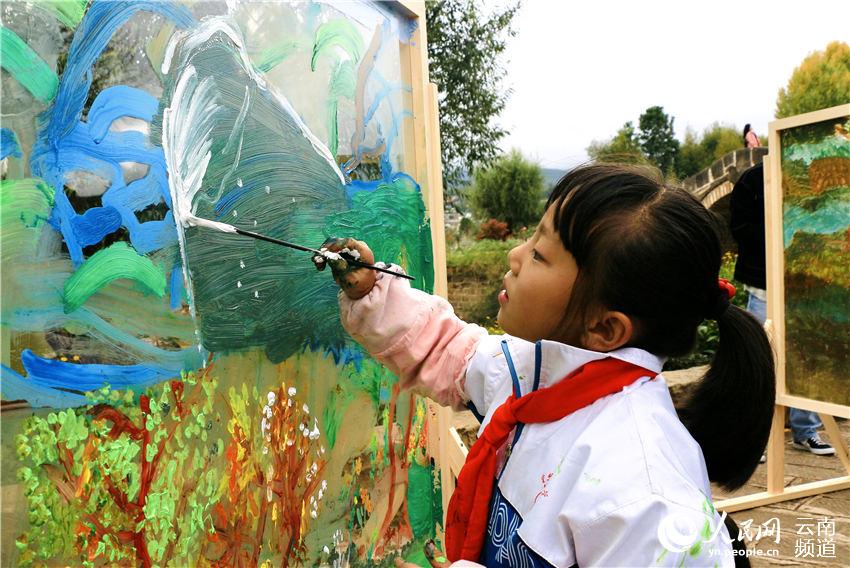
[255,40,301,73]
[406,461,436,540]
[37,0,89,29]
[63,242,167,313]
[325,178,435,294]
[0,27,59,103]
[326,60,356,155]
[310,19,364,71]
[322,386,353,449]
[1,179,56,311]
[0,178,55,242]
[312,20,363,154]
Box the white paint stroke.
[160,17,345,185]
[184,214,238,234]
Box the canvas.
[779,114,850,409]
[0,1,441,565]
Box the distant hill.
[541,168,566,192]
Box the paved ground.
[710,421,850,567]
[453,410,850,567]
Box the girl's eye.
[532,249,544,262]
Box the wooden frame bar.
[393,0,464,523]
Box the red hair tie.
[718,278,736,300]
[709,278,736,320]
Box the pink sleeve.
[338,264,488,409]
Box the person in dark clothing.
[730,163,835,456]
[730,164,767,290]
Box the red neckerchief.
[445,357,657,561]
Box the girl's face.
[497,205,580,343]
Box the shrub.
[469,150,544,231]
[476,218,511,240]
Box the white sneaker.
[792,436,836,456]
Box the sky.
[485,0,850,170]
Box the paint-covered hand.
[312,237,377,300]
[393,540,451,568]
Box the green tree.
[776,41,850,118]
[676,123,742,178]
[426,0,518,207]
[470,150,543,231]
[586,121,649,164]
[638,106,679,174]
[676,128,709,179]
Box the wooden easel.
[394,0,471,524]
[715,404,850,513]
[716,105,850,512]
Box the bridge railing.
[682,147,768,200]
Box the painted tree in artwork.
[15,373,222,567]
[212,381,327,566]
[13,372,330,567]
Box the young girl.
[315,164,774,567]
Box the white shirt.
[461,335,735,568]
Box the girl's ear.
[582,311,634,352]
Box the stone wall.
[446,268,496,323]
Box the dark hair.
[547,163,774,490]
[742,124,752,147]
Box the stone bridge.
[681,147,768,251]
[682,147,769,208]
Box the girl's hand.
[393,540,451,568]
[311,237,377,300]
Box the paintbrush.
[184,215,415,280]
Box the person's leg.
[746,293,768,463]
[746,293,766,325]
[790,408,835,455]
[789,408,821,442]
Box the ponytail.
[678,305,775,490]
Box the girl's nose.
[507,243,522,275]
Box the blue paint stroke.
[1,365,88,408]
[784,198,850,248]
[213,185,253,217]
[5,304,204,383]
[2,300,207,408]
[30,0,194,266]
[1,128,22,159]
[20,349,179,392]
[400,17,417,44]
[783,137,850,166]
[71,205,123,247]
[87,85,159,142]
[323,344,364,372]
[169,263,185,311]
